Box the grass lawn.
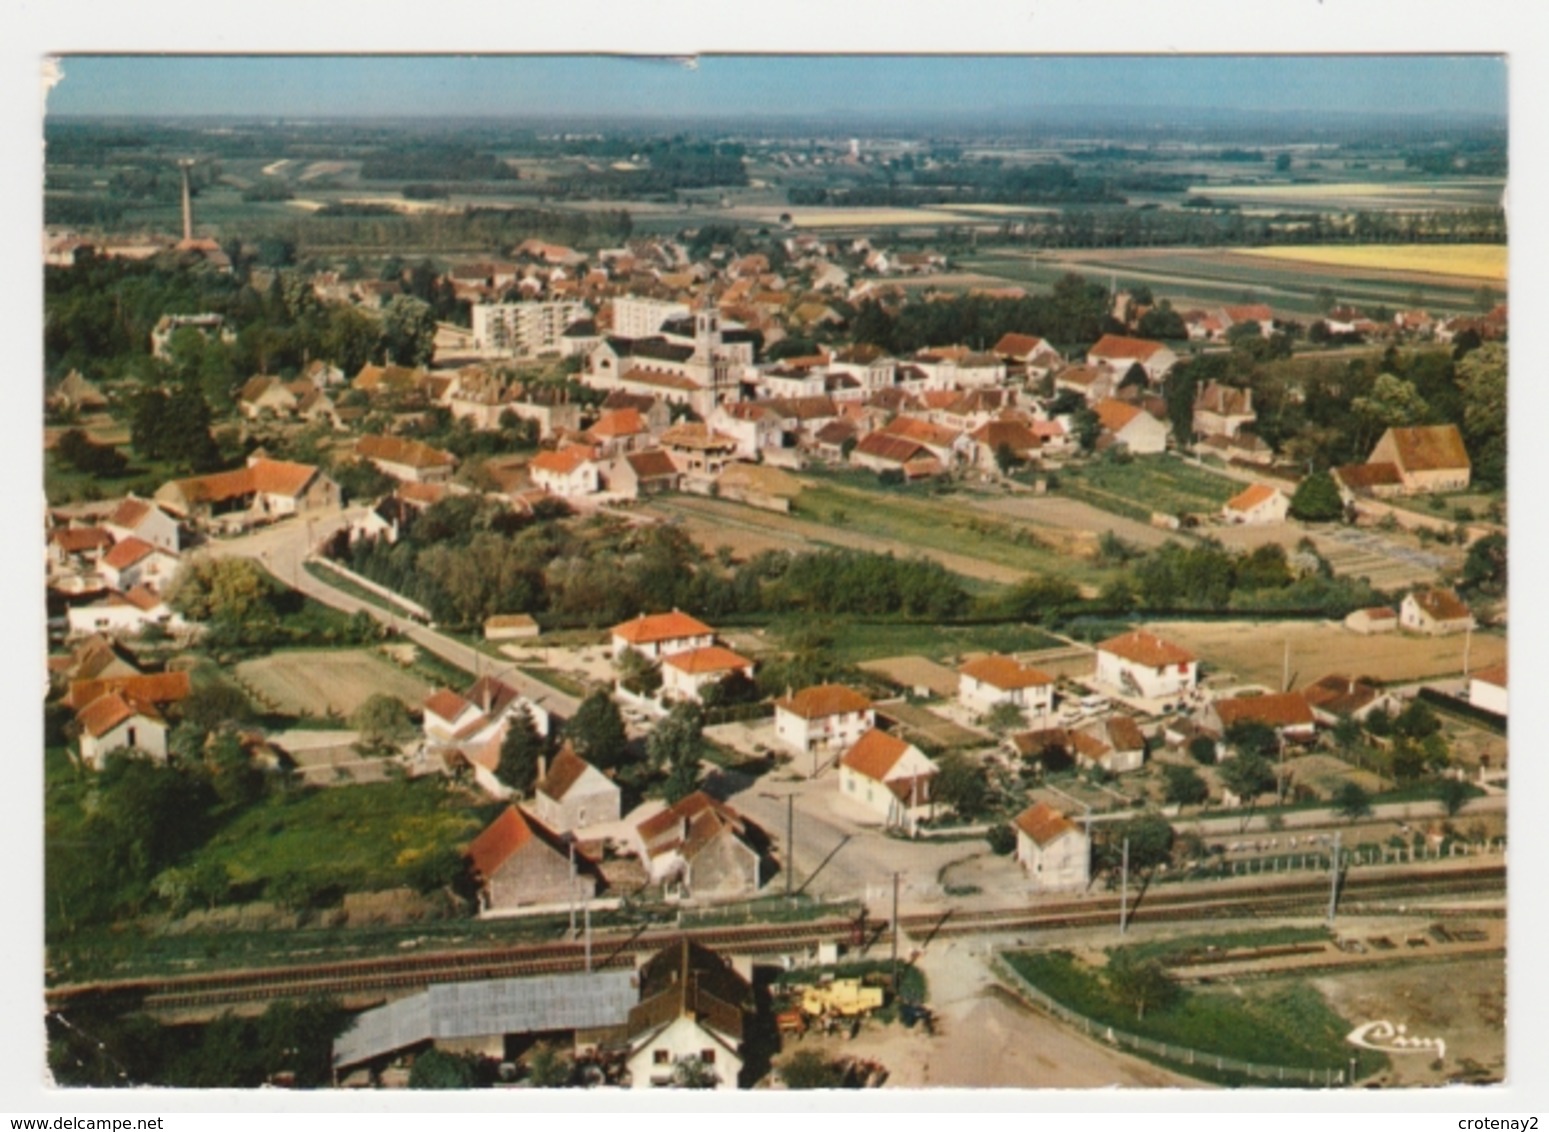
[806,619,1066,665]
[194,778,494,901]
[1118,926,1331,965]
[1059,455,1240,523]
[1003,949,1386,1085]
[793,478,1119,587]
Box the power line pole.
[891,871,901,991]
[568,841,577,936]
[1326,830,1342,925]
[584,895,593,972]
[785,794,795,897]
[1119,838,1131,935]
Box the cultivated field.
[1186,179,1503,210]
[235,648,433,717]
[1148,619,1505,687]
[1237,244,1506,282]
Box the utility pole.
[1282,638,1290,693]
[1326,830,1341,925]
[1463,625,1473,679]
[1119,838,1130,935]
[785,794,795,897]
[568,841,577,936]
[891,871,901,991]
[584,896,593,971]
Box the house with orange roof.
[154,457,339,529]
[1344,606,1399,635]
[958,654,1055,718]
[1012,802,1090,892]
[1095,630,1199,701]
[529,445,601,497]
[355,434,457,485]
[1469,661,1506,717]
[65,669,191,713]
[661,646,756,704]
[99,537,178,593]
[611,610,715,662]
[1206,692,1318,747]
[1085,334,1177,382]
[631,792,762,896]
[76,692,169,771]
[624,938,753,1090]
[773,684,875,774]
[466,806,592,914]
[1053,364,1116,404]
[1192,382,1256,440]
[1092,397,1168,455]
[850,433,942,479]
[605,448,682,499]
[837,728,938,834]
[1400,587,1476,636]
[531,744,621,834]
[1368,425,1471,494]
[65,586,184,640]
[992,332,1064,379]
[1221,482,1289,526]
[104,495,180,553]
[585,407,651,456]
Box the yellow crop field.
[1236,244,1506,281]
[773,207,976,228]
[1191,180,1501,200]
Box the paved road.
[204,509,581,719]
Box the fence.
[1216,838,1505,878]
[990,953,1347,1088]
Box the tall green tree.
[1289,471,1344,522]
[496,706,547,794]
[650,702,706,804]
[567,690,628,770]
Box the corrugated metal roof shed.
[333,970,636,1069]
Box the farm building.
[331,969,638,1078]
[631,792,762,898]
[1221,483,1289,525]
[773,684,876,774]
[605,449,681,499]
[1302,674,1399,724]
[992,332,1064,378]
[66,587,184,640]
[837,728,938,834]
[1012,802,1090,893]
[484,614,540,641]
[610,610,715,661]
[1095,631,1199,701]
[531,744,621,835]
[714,462,803,513]
[1344,606,1398,635]
[154,457,340,529]
[530,446,601,497]
[661,646,756,704]
[466,806,593,915]
[625,938,752,1090]
[957,654,1055,718]
[1206,692,1318,747]
[1469,662,1507,717]
[355,435,458,485]
[99,537,178,593]
[1085,334,1177,383]
[850,433,942,479]
[76,693,168,771]
[104,496,180,554]
[1400,588,1476,636]
[1192,383,1256,439]
[1367,425,1471,494]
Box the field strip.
[648,494,1031,586]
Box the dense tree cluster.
[848,273,1116,351]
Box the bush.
[986,823,1017,855]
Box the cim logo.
[1346,1020,1446,1061]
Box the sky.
[45,54,1507,122]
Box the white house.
[773,684,875,775]
[1095,630,1199,701]
[1208,692,1319,747]
[1400,588,1476,636]
[610,611,716,661]
[65,587,183,639]
[529,446,601,497]
[1344,606,1398,635]
[1221,482,1290,525]
[104,496,180,554]
[1013,802,1090,893]
[625,939,751,1090]
[837,728,938,834]
[99,538,179,593]
[661,646,755,703]
[1086,334,1178,383]
[1469,662,1507,717]
[76,693,168,771]
[1093,398,1168,455]
[957,654,1055,719]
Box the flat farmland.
[1148,619,1504,687]
[235,648,433,717]
[1236,243,1505,282]
[1058,455,1241,522]
[962,246,1491,316]
[1186,179,1504,211]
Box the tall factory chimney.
[179,160,194,243]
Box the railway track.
[48,863,1503,1017]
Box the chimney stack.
[180,160,194,243]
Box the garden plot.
[235,649,432,718]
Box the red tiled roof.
[624,449,679,479]
[841,727,919,781]
[1225,483,1282,513]
[1335,462,1404,490]
[880,416,961,449]
[1098,630,1196,668]
[612,610,713,645]
[854,433,933,465]
[536,743,599,802]
[1472,662,1506,690]
[663,646,753,676]
[466,806,534,878]
[356,434,456,471]
[51,527,114,554]
[424,688,475,723]
[76,692,161,739]
[1302,674,1383,717]
[959,654,1053,691]
[1089,334,1167,362]
[108,498,154,529]
[1380,425,1470,473]
[1215,692,1316,729]
[1409,587,1473,623]
[1013,801,1079,847]
[1093,398,1144,433]
[531,446,596,476]
[590,408,646,439]
[102,537,162,572]
[1105,716,1147,752]
[167,459,320,504]
[66,670,191,711]
[992,332,1049,358]
[775,683,872,720]
[1223,304,1274,324]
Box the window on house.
[653,1049,670,1065]
[700,1049,716,1064]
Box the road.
[204,509,581,719]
